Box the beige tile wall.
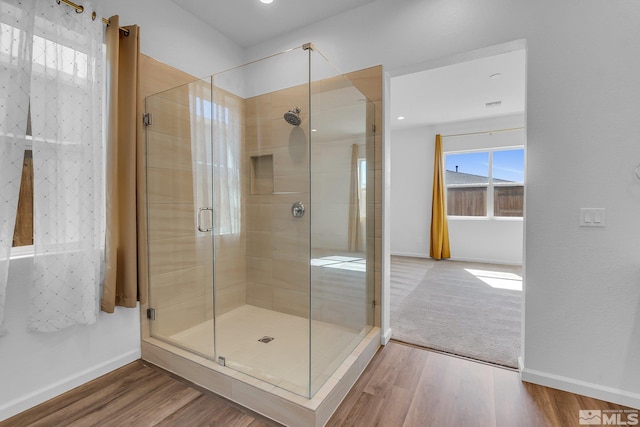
[244,86,311,318]
[243,66,383,328]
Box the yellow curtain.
[348,143,362,252]
[102,17,145,313]
[430,134,451,260]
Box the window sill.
[447,216,523,221]
[10,245,34,260]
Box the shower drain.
[258,336,274,344]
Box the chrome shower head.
[284,107,302,126]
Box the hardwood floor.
[0,362,278,427]
[328,341,633,426]
[3,342,633,427]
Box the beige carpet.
[390,256,522,368]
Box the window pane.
[447,187,487,216]
[445,151,489,216]
[445,151,489,185]
[494,185,524,217]
[493,149,524,183]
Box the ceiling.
[168,1,524,130]
[170,0,378,48]
[390,50,526,130]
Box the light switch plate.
[580,208,606,227]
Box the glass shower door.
[212,46,313,398]
[145,77,216,359]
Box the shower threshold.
[141,307,380,427]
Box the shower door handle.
[197,207,213,232]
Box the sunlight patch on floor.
[464,268,523,291]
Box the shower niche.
[250,154,273,195]
[143,44,380,426]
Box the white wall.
[447,218,523,264]
[0,2,246,421]
[245,0,640,408]
[100,0,244,79]
[390,125,434,258]
[0,258,140,420]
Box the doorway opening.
[388,43,526,368]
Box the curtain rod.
[56,0,130,36]
[441,126,524,138]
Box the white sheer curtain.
[28,0,104,331]
[0,1,35,335]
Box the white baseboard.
[0,349,141,422]
[449,256,523,266]
[390,252,429,258]
[381,328,393,345]
[390,253,523,266]
[521,367,640,409]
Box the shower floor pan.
[169,305,363,397]
[141,304,380,427]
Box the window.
[445,148,524,218]
[8,24,96,248]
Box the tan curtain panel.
[348,143,361,252]
[102,17,145,313]
[430,134,451,260]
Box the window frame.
[444,145,524,220]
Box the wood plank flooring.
[3,341,634,427]
[0,361,278,427]
[328,341,634,426]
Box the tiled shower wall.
[244,84,311,319]
[243,66,383,328]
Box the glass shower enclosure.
[145,44,375,398]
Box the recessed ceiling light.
[489,73,502,79]
[311,129,317,132]
[397,116,405,120]
[260,0,273,3]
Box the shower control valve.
[292,202,305,218]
